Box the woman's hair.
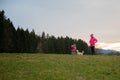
[90,34,94,37]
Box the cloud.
[96,42,120,51]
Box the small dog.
[76,50,84,55]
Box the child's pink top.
[71,45,76,52]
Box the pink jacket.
[89,37,98,46]
[71,45,76,52]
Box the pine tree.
[0,10,16,52]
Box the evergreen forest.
[0,10,89,54]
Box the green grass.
[0,53,120,80]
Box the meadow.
[0,53,120,80]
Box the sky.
[96,42,120,52]
[0,0,120,51]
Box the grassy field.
[0,53,120,80]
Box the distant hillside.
[96,48,120,55]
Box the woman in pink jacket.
[89,34,98,55]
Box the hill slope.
[0,53,120,80]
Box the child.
[71,44,77,54]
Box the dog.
[76,50,84,55]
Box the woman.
[89,34,98,55]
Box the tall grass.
[0,53,120,80]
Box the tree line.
[0,10,89,54]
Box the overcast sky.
[0,0,120,43]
